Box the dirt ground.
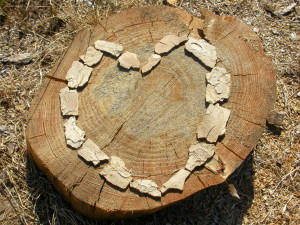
[0,0,299,224]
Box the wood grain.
[26,6,276,218]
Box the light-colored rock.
[206,67,231,103]
[0,53,33,64]
[197,104,230,143]
[64,117,85,149]
[78,139,109,166]
[267,110,286,126]
[130,179,161,197]
[141,54,161,73]
[160,169,190,194]
[185,143,215,171]
[100,156,132,189]
[94,40,123,57]
[154,34,188,54]
[59,87,78,116]
[66,61,93,88]
[205,154,224,174]
[118,51,140,69]
[185,37,217,68]
[80,46,103,67]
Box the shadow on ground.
[26,153,254,225]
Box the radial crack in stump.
[94,40,123,57]
[155,34,188,54]
[197,104,231,143]
[64,117,85,149]
[141,54,161,73]
[80,46,103,67]
[206,67,231,104]
[100,156,132,189]
[160,169,191,194]
[185,37,217,68]
[66,61,93,88]
[130,179,161,198]
[59,87,78,116]
[185,143,215,171]
[78,139,109,166]
[118,51,140,70]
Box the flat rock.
[59,87,79,116]
[185,37,217,68]
[160,169,190,194]
[118,51,140,69]
[185,143,215,171]
[141,54,161,73]
[80,46,103,67]
[206,67,231,103]
[78,139,109,166]
[64,117,85,149]
[197,104,231,143]
[94,40,123,57]
[130,179,161,197]
[100,156,132,189]
[66,61,93,88]
[154,34,188,54]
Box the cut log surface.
[26,6,276,218]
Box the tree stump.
[26,6,276,218]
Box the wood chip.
[94,40,123,57]
[206,66,231,104]
[130,179,161,197]
[59,87,78,116]
[66,61,93,88]
[204,154,224,174]
[78,139,109,166]
[185,37,217,68]
[185,143,215,171]
[118,51,140,69]
[160,169,190,194]
[141,54,161,73]
[100,156,132,189]
[80,46,103,67]
[197,104,231,143]
[0,53,33,64]
[64,117,85,149]
[154,34,188,54]
[227,183,240,199]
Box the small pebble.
[253,27,259,33]
[272,29,279,35]
[290,32,297,41]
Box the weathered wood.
[26,6,276,218]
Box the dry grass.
[0,0,299,224]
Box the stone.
[78,139,109,166]
[100,156,132,189]
[118,51,140,69]
[154,34,188,54]
[59,87,79,116]
[206,66,231,104]
[185,37,217,68]
[185,143,215,171]
[197,104,231,143]
[160,169,190,194]
[80,46,103,67]
[130,179,161,197]
[267,110,286,126]
[64,117,85,149]
[66,61,93,88]
[94,40,123,57]
[141,54,161,73]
